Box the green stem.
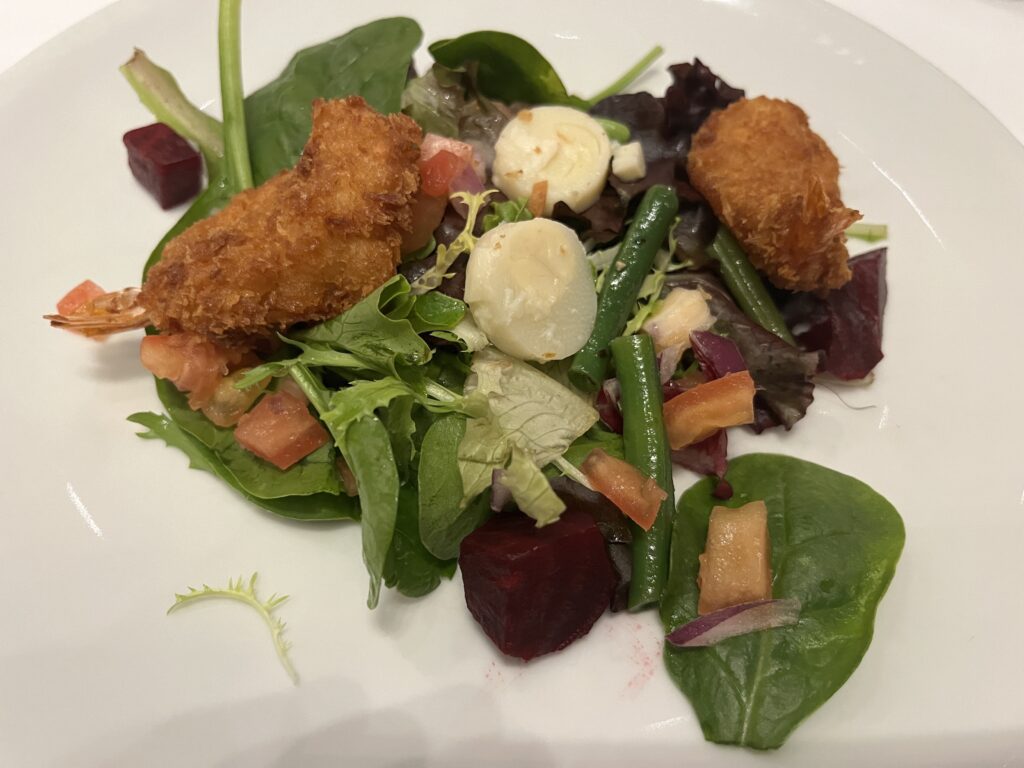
[845,222,888,242]
[585,45,664,106]
[594,117,630,143]
[218,0,253,191]
[288,364,330,414]
[120,49,225,175]
[708,227,796,345]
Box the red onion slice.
[666,598,801,647]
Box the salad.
[45,3,904,751]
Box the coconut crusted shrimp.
[687,96,861,293]
[48,96,422,343]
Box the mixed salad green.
[116,4,903,751]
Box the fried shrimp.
[49,96,421,343]
[687,96,860,293]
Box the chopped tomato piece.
[199,370,269,427]
[139,333,235,408]
[56,280,105,315]
[401,189,449,255]
[698,501,772,615]
[419,149,466,197]
[581,448,667,531]
[234,391,329,470]
[420,134,476,167]
[663,370,756,449]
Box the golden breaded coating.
[687,97,860,292]
[139,96,421,342]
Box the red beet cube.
[122,123,202,209]
[460,508,615,661]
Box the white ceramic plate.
[3,0,1024,765]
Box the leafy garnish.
[410,190,494,295]
[482,197,533,232]
[168,573,299,684]
[499,446,566,526]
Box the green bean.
[570,184,679,392]
[594,117,631,144]
[609,333,674,611]
[708,227,795,344]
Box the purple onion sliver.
[666,598,801,648]
[597,379,623,434]
[690,330,747,379]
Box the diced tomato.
[420,134,476,167]
[401,189,449,255]
[663,370,756,449]
[234,391,330,470]
[56,280,105,315]
[419,150,466,197]
[139,333,235,408]
[199,370,269,427]
[275,377,309,404]
[581,448,667,531]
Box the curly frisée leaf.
[167,573,298,684]
[410,190,495,295]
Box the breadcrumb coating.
[139,96,421,342]
[687,96,860,292]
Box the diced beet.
[123,123,202,209]
[459,508,615,661]
[784,249,887,380]
[549,476,632,613]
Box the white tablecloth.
[3,0,1023,145]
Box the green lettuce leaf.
[457,348,598,515]
[499,446,565,526]
[482,197,533,232]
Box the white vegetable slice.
[492,106,612,215]
[464,219,597,362]
[612,141,647,181]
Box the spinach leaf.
[661,453,904,750]
[128,412,355,521]
[409,290,467,334]
[345,415,400,609]
[154,378,342,499]
[245,17,422,184]
[482,197,533,232]
[383,395,417,482]
[561,427,625,467]
[418,415,491,560]
[384,486,457,598]
[428,31,583,107]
